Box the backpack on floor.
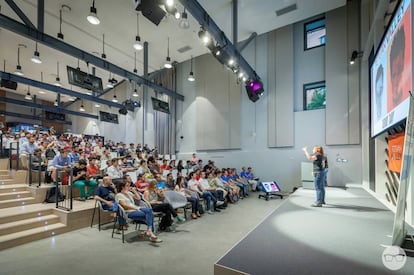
[44,187,65,203]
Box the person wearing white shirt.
[106,158,124,181]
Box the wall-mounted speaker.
[1,79,18,90]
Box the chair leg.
[111,217,117,238]
[90,201,97,228]
[98,205,101,231]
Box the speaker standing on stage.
[302,146,326,207]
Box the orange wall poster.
[388,132,405,173]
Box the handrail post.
[28,154,32,186]
[69,166,73,210]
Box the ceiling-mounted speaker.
[1,79,18,90]
[135,0,166,26]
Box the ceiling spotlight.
[238,72,244,78]
[87,0,100,25]
[25,87,32,100]
[242,76,247,82]
[179,9,190,29]
[214,46,221,56]
[112,94,118,103]
[166,0,174,7]
[14,44,26,76]
[228,59,235,66]
[174,10,181,19]
[349,50,362,65]
[31,42,42,64]
[188,55,195,82]
[164,37,172,69]
[133,13,143,50]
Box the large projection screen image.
[371,0,412,137]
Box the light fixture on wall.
[188,55,195,82]
[25,86,32,100]
[31,42,42,64]
[54,62,62,87]
[349,50,363,65]
[133,13,143,51]
[164,37,172,69]
[87,0,100,25]
[57,5,71,39]
[178,8,190,29]
[14,44,26,76]
[79,100,85,112]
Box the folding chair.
[112,204,147,243]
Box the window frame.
[304,17,326,51]
[303,81,326,111]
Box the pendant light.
[133,13,143,51]
[79,100,85,112]
[25,86,32,100]
[112,93,118,103]
[87,0,100,25]
[133,82,139,97]
[57,5,71,40]
[133,52,138,73]
[106,72,114,88]
[101,34,106,59]
[54,62,62,87]
[14,44,26,76]
[38,72,45,94]
[179,8,190,29]
[188,55,195,82]
[164,37,172,69]
[31,42,42,64]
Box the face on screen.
[391,52,404,106]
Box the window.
[303,81,326,111]
[304,18,326,50]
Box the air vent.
[275,3,297,16]
[177,45,192,53]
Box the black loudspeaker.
[118,108,128,115]
[136,0,166,26]
[1,79,18,90]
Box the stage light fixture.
[245,78,264,102]
[87,0,100,25]
[31,42,42,64]
[349,50,363,65]
[228,58,235,66]
[166,0,174,7]
[198,28,211,45]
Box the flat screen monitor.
[370,0,412,137]
[261,181,280,193]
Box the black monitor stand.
[258,191,283,201]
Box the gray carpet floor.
[216,187,414,275]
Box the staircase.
[0,159,67,250]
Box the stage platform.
[215,186,414,275]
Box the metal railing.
[28,154,43,187]
[9,142,19,170]
[55,167,74,211]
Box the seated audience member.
[231,168,249,198]
[191,153,199,165]
[160,159,168,171]
[143,180,184,232]
[184,160,193,170]
[106,158,124,182]
[176,160,184,172]
[220,169,240,202]
[199,171,225,209]
[187,172,219,214]
[87,157,102,179]
[68,145,81,163]
[194,159,203,171]
[115,180,162,242]
[175,176,201,219]
[73,159,97,201]
[154,173,167,189]
[120,156,137,172]
[92,142,105,159]
[147,156,161,175]
[135,173,150,192]
[241,166,258,192]
[165,173,175,190]
[137,159,151,175]
[208,172,228,204]
[19,135,39,169]
[168,160,176,170]
[47,147,72,182]
[31,148,47,171]
[95,176,118,218]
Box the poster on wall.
[388,132,405,173]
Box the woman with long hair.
[175,176,201,219]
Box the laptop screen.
[262,181,280,192]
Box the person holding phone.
[302,146,326,207]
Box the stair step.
[0,197,36,208]
[0,191,32,201]
[0,185,27,194]
[0,170,9,175]
[0,179,18,185]
[0,207,54,224]
[0,214,60,236]
[0,175,11,179]
[0,223,66,251]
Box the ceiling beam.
[37,0,44,33]
[179,0,260,81]
[0,110,72,125]
[0,97,99,119]
[0,71,124,109]
[4,0,37,30]
[0,14,185,101]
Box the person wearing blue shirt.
[47,147,72,182]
